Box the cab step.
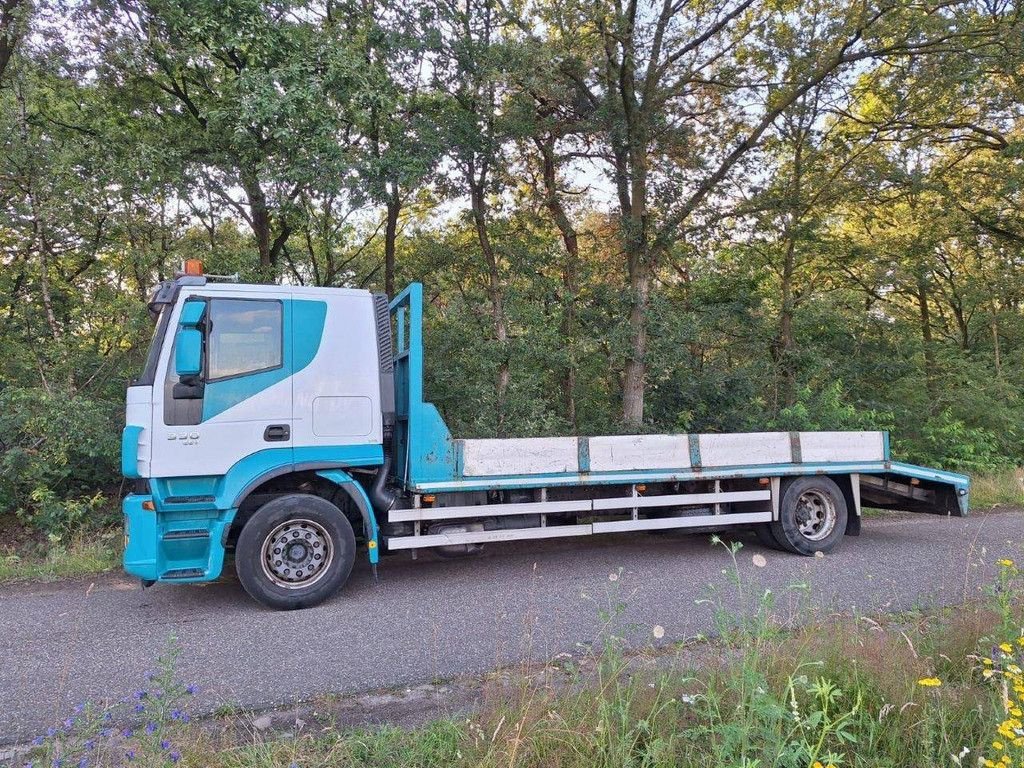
[163,495,216,504]
[162,567,206,580]
[162,528,211,541]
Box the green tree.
[524,0,1008,426]
[84,0,369,279]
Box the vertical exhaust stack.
[369,455,397,512]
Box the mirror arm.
[172,379,205,400]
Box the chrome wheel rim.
[795,490,837,541]
[260,518,333,589]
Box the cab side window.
[207,299,283,380]
[163,297,283,426]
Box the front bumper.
[123,493,159,581]
[122,493,234,583]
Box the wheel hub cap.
[795,490,837,542]
[260,518,334,590]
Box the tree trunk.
[470,182,509,434]
[0,0,26,84]
[916,274,938,406]
[776,221,798,410]
[35,224,61,343]
[597,6,650,429]
[774,214,798,409]
[952,298,969,351]
[240,168,274,275]
[775,129,805,411]
[535,136,579,430]
[991,298,1001,378]
[620,143,649,428]
[384,186,401,298]
[622,260,650,427]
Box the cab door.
[150,290,293,479]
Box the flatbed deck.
[383,284,969,553]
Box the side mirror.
[172,300,206,400]
[174,327,203,377]
[179,299,206,327]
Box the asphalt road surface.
[2,508,1022,744]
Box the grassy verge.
[971,469,1024,509]
[0,529,120,584]
[18,542,1024,768]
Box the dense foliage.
[0,0,1022,536]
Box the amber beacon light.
[183,259,204,276]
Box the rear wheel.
[236,494,356,610]
[752,522,785,551]
[770,476,848,556]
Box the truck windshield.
[131,304,171,387]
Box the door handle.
[263,424,290,442]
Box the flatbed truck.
[121,269,971,609]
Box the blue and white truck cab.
[122,265,971,609]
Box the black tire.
[770,476,848,556]
[235,494,356,610]
[753,522,785,551]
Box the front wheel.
[770,476,848,556]
[236,494,356,610]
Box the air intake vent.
[373,293,394,373]
[373,293,396,441]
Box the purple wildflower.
[145,722,157,735]
[63,718,74,730]
[52,760,62,768]
[45,728,57,738]
[124,749,135,761]
[185,685,198,695]
[169,751,181,764]
[160,740,170,750]
[31,736,44,746]
[144,671,155,681]
[102,712,112,723]
[121,728,132,739]
[83,740,95,751]
[99,728,113,738]
[77,759,88,768]
[132,690,147,700]
[73,704,85,714]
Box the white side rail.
[386,488,771,550]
